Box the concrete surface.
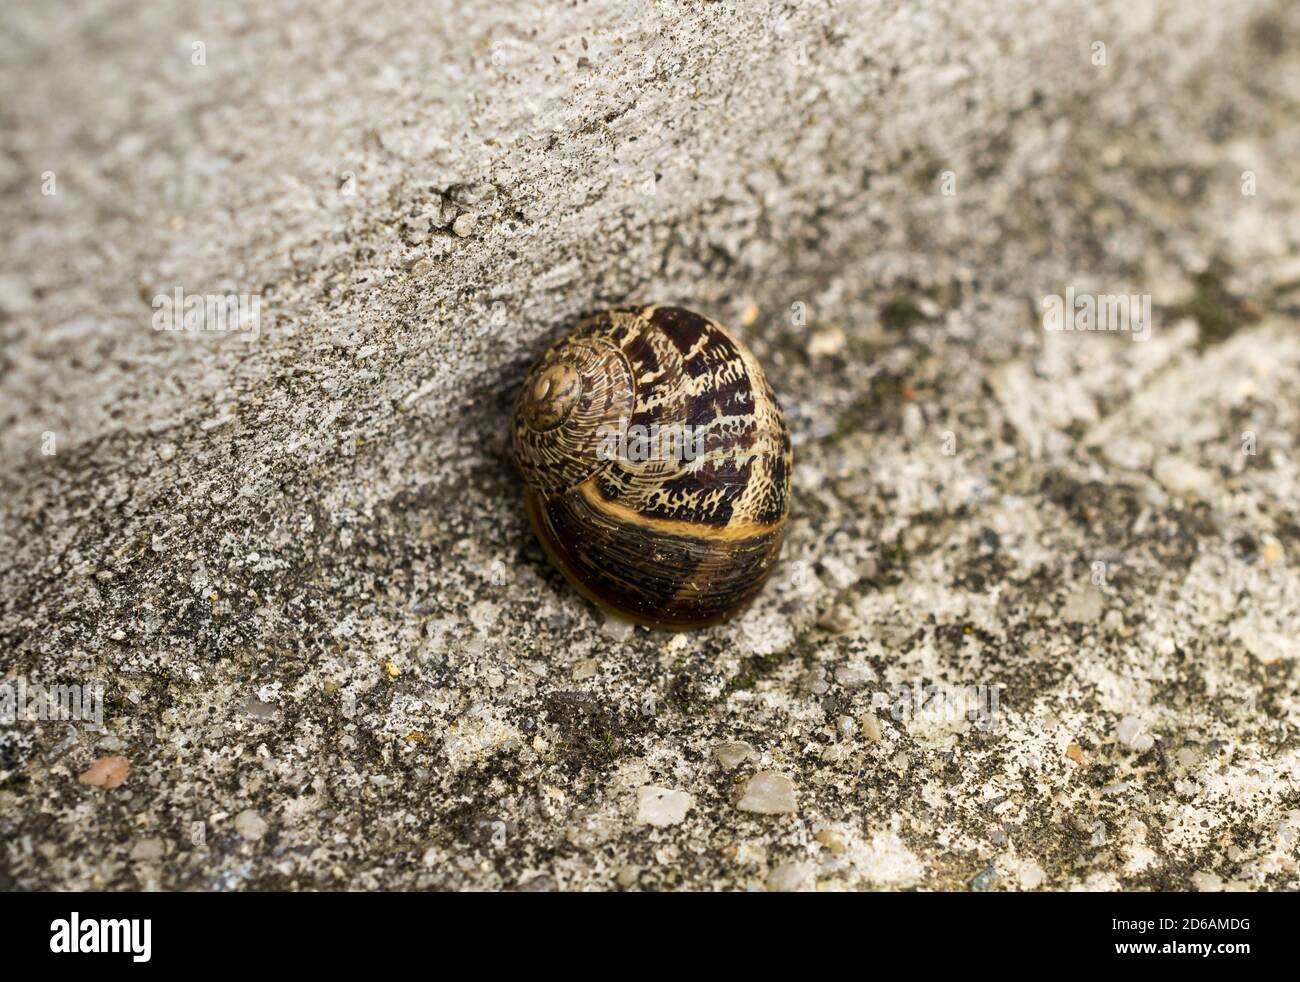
[1,0,1299,890]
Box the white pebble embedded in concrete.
[234,809,268,841]
[736,771,798,814]
[714,741,757,771]
[1116,715,1155,752]
[636,786,693,827]
[452,213,477,237]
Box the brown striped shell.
[511,305,793,629]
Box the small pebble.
[1117,715,1155,752]
[815,826,848,854]
[662,633,689,656]
[1154,457,1214,498]
[766,860,814,892]
[835,663,873,688]
[1015,858,1046,889]
[130,838,164,862]
[1191,870,1223,892]
[517,874,557,892]
[714,741,757,771]
[635,786,692,827]
[736,771,797,815]
[599,611,634,641]
[1260,540,1284,568]
[800,668,830,696]
[469,600,499,632]
[78,755,129,790]
[234,809,268,841]
[808,327,845,357]
[239,695,277,720]
[1061,588,1104,623]
[452,213,477,237]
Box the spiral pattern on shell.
[512,305,792,629]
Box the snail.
[512,304,792,629]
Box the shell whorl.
[513,305,792,629]
[512,331,634,495]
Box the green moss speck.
[880,296,928,333]
[1170,258,1258,350]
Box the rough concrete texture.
[2,0,1299,891]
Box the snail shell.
[512,304,792,629]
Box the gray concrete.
[1,0,1298,890]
